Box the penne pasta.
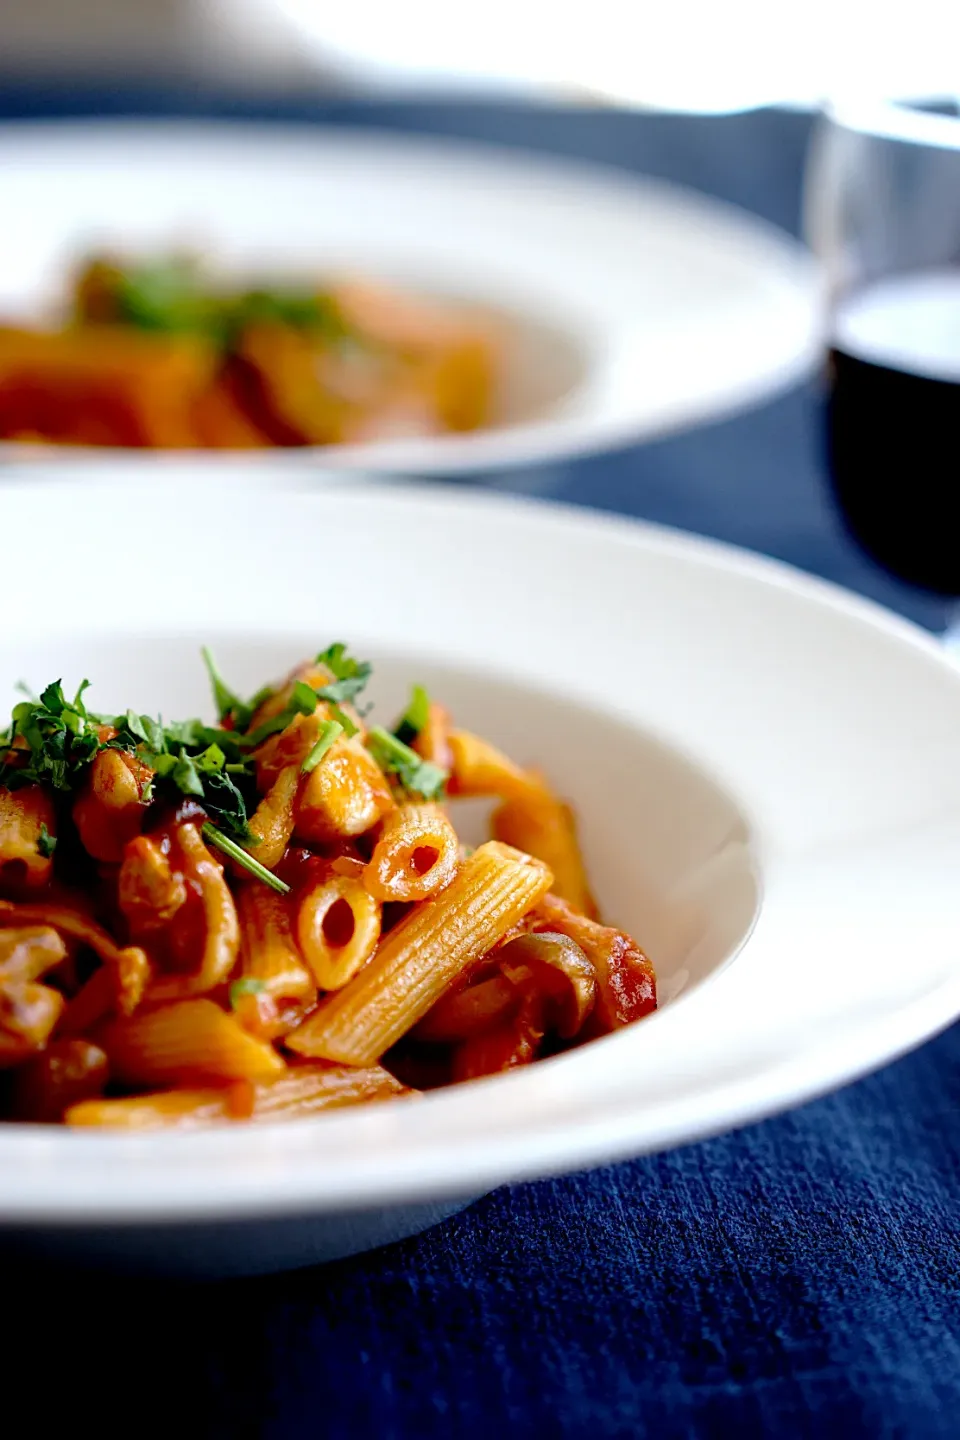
[412,702,455,772]
[0,783,57,890]
[235,883,316,1036]
[296,736,395,842]
[447,730,538,802]
[0,645,658,1128]
[65,1061,412,1131]
[287,841,553,1066]
[296,873,381,991]
[99,998,285,1088]
[492,780,599,920]
[363,803,459,903]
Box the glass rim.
[823,96,960,152]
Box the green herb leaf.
[393,684,430,746]
[37,823,57,858]
[301,719,344,775]
[201,647,246,726]
[242,681,318,750]
[202,823,290,894]
[314,643,372,705]
[229,975,267,1009]
[366,725,447,801]
[325,702,358,739]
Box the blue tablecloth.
[4,89,958,1439]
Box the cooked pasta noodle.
[66,1062,411,1130]
[296,873,381,991]
[0,644,658,1129]
[287,842,553,1066]
[363,803,459,903]
[492,782,599,920]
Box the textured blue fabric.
[2,90,958,1438]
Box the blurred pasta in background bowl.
[0,251,501,451]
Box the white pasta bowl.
[2,468,960,1276]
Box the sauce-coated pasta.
[0,645,656,1128]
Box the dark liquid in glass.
[826,272,960,595]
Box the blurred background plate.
[0,120,818,473]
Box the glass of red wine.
[805,99,960,632]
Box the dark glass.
[824,270,960,595]
[827,346,960,595]
[807,102,960,608]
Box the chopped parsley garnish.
[102,257,349,349]
[314,643,372,705]
[1,673,256,843]
[37,823,57,858]
[229,975,267,1009]
[366,726,447,801]
[0,679,104,790]
[301,720,344,775]
[393,684,430,746]
[201,648,275,733]
[202,824,290,895]
[243,681,319,750]
[0,643,386,885]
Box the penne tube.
[492,780,598,920]
[72,747,151,863]
[295,736,394,842]
[237,883,316,1009]
[296,874,381,991]
[412,702,454,772]
[446,730,538,802]
[65,1061,412,1131]
[98,998,285,1088]
[148,824,240,1002]
[451,991,545,1083]
[527,894,657,1034]
[287,841,553,1066]
[245,763,300,870]
[0,783,56,890]
[363,803,459,903]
